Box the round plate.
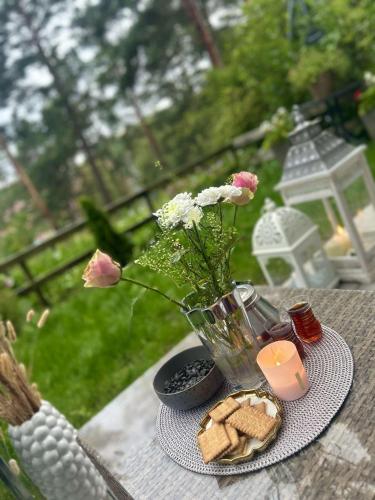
[198,389,282,464]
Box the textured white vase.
[8,400,107,500]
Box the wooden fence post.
[144,193,155,214]
[19,260,50,307]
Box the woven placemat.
[156,325,354,475]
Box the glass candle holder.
[256,340,309,401]
[283,295,323,343]
[268,322,305,359]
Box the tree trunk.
[0,135,57,229]
[129,92,169,168]
[181,0,223,68]
[15,1,112,205]
[309,71,335,100]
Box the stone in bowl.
[153,345,224,411]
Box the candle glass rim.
[281,295,311,316]
[256,340,298,368]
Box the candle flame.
[336,225,346,236]
[276,361,281,366]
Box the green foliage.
[80,197,133,267]
[288,47,350,92]
[359,86,375,116]
[262,108,293,150]
[0,288,22,331]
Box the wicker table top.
[80,287,375,500]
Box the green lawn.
[10,143,375,430]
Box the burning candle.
[256,340,309,401]
[325,225,352,257]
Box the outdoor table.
[80,287,375,499]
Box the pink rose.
[230,171,258,206]
[83,250,122,288]
[232,171,258,193]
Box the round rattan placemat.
[156,325,354,475]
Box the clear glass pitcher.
[184,288,261,389]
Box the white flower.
[195,187,222,207]
[218,185,242,200]
[260,120,273,133]
[364,71,375,87]
[276,107,287,116]
[182,206,203,229]
[155,192,194,229]
[218,184,253,206]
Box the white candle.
[325,225,352,257]
[256,340,309,401]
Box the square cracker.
[209,397,240,423]
[198,424,231,463]
[253,401,267,414]
[226,406,276,441]
[223,435,248,458]
[225,423,239,451]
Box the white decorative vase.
[8,400,107,500]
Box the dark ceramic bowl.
[153,345,224,411]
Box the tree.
[80,197,133,267]
[181,0,223,68]
[0,0,112,204]
[0,133,57,229]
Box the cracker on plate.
[253,401,267,415]
[198,423,231,464]
[226,406,276,441]
[224,423,239,451]
[209,396,240,423]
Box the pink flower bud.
[230,171,258,206]
[82,250,122,288]
[229,188,254,206]
[232,172,258,194]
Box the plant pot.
[8,401,106,500]
[309,71,335,100]
[361,108,375,141]
[183,284,279,389]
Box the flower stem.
[192,222,223,298]
[120,277,187,310]
[233,205,238,227]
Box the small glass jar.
[268,322,305,359]
[287,301,322,343]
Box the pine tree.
[80,197,133,267]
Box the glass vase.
[183,287,263,389]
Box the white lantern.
[252,198,338,289]
[276,105,375,283]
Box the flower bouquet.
[83,172,266,388]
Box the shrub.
[358,72,375,116]
[80,197,133,267]
[289,47,350,92]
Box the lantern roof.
[252,198,317,254]
[278,105,355,187]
